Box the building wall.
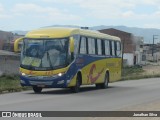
[0,50,20,75]
[123,53,134,66]
[145,53,160,61]
[0,31,14,51]
[99,28,136,53]
[99,28,144,66]
[135,51,143,65]
[0,39,4,49]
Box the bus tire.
[100,72,109,89]
[33,86,42,93]
[70,75,81,93]
[95,84,101,89]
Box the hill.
[12,25,160,43]
[92,26,160,43]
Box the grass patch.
[121,74,160,81]
[122,66,144,76]
[122,66,160,80]
[0,75,30,94]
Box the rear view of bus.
[14,27,122,93]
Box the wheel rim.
[75,78,80,92]
[104,74,108,87]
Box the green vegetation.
[121,66,160,80]
[0,75,30,93]
[122,66,144,77]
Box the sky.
[1,0,160,31]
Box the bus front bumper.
[20,74,70,88]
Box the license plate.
[37,85,45,87]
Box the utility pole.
[152,35,158,57]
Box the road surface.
[0,78,160,112]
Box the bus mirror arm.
[67,52,74,64]
[14,37,24,52]
[69,37,74,53]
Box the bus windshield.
[21,38,69,70]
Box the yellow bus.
[14,27,122,93]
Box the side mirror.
[14,37,24,52]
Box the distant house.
[143,43,160,62]
[99,28,144,66]
[0,38,3,50]
[0,31,14,51]
[0,31,24,52]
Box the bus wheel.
[33,86,42,93]
[100,73,109,89]
[70,75,81,93]
[95,84,101,89]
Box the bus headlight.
[52,72,65,78]
[58,73,63,77]
[21,73,26,76]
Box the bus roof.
[25,27,121,41]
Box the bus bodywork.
[14,27,122,93]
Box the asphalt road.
[0,78,160,111]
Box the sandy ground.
[143,65,160,75]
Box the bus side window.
[73,35,80,55]
[109,41,112,56]
[88,38,96,55]
[116,41,121,56]
[111,41,115,56]
[114,41,117,56]
[97,39,102,55]
[105,40,110,56]
[79,37,87,54]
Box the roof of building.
[99,28,132,35]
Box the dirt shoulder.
[143,65,160,75]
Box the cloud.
[0,3,11,19]
[144,23,160,28]
[77,0,160,19]
[41,0,160,19]
[122,11,135,18]
[0,3,4,13]
[138,0,160,6]
[12,3,81,21]
[1,0,160,30]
